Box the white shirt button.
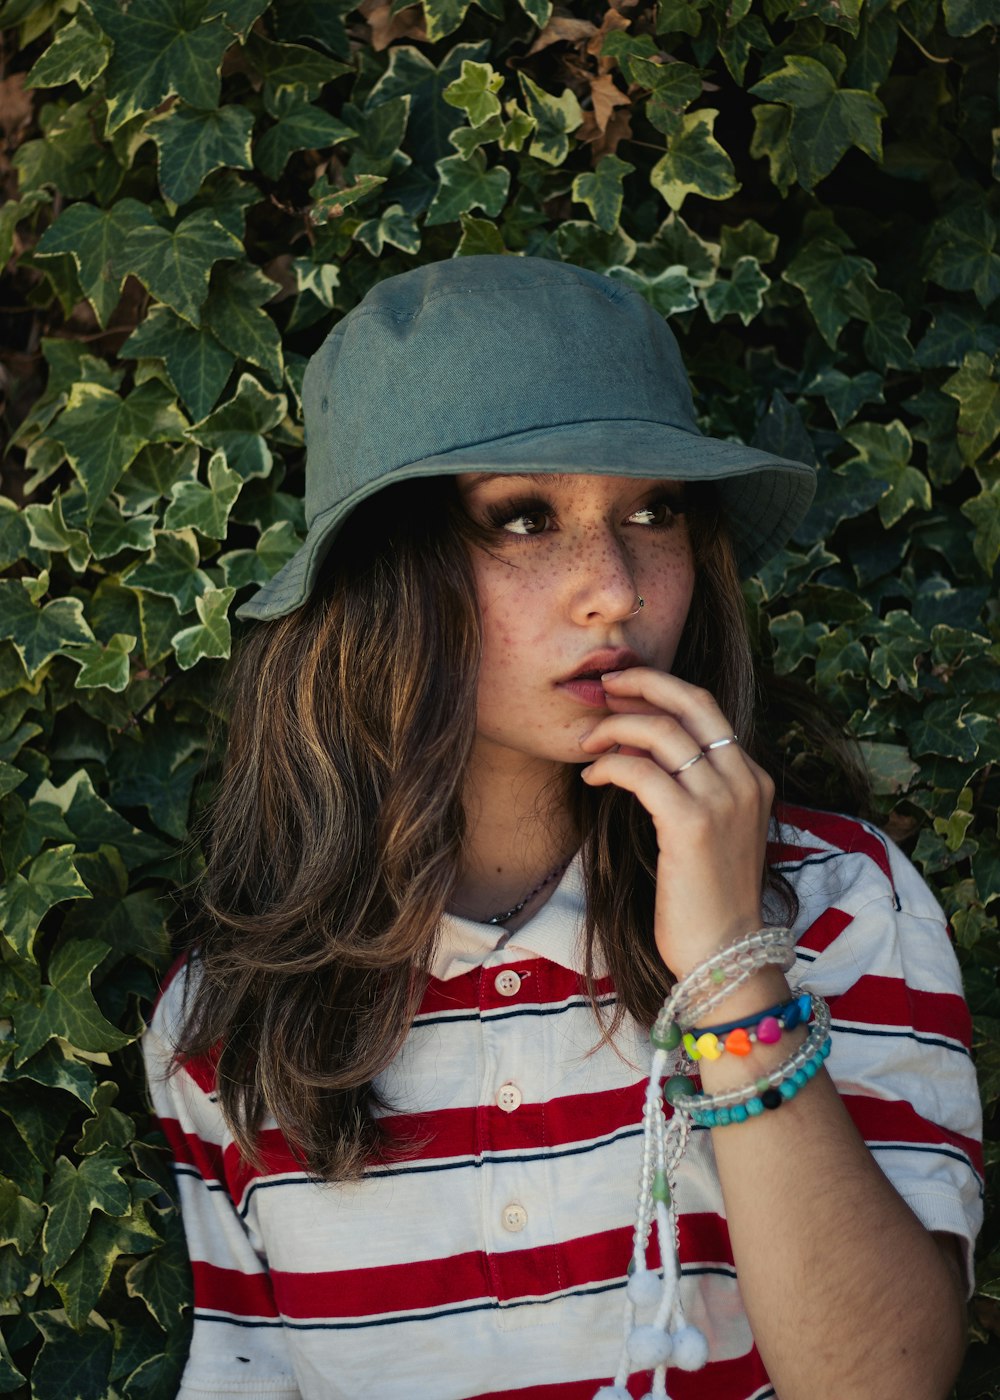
[494,970,521,997]
[496,1083,522,1113]
[501,1203,528,1232]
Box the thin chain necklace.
[484,858,571,926]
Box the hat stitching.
[328,273,634,326]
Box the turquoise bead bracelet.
[688,1036,832,1127]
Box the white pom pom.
[627,1324,673,1368]
[593,1388,632,1400]
[626,1270,663,1307]
[670,1324,709,1371]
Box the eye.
[628,496,680,527]
[502,510,549,536]
[483,497,553,536]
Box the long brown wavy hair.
[176,475,868,1179]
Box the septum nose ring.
[625,595,645,618]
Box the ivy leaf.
[125,530,211,614]
[125,1208,193,1329]
[89,0,233,134]
[916,306,1000,369]
[65,634,136,693]
[942,351,1000,467]
[605,264,699,316]
[518,73,584,166]
[121,210,243,325]
[354,203,422,258]
[646,212,719,284]
[186,374,288,482]
[163,452,243,541]
[749,56,885,190]
[0,1174,45,1253]
[0,583,94,679]
[843,274,914,371]
[801,367,884,428]
[443,60,504,127]
[75,1083,134,1157]
[856,741,920,796]
[783,239,872,348]
[749,102,796,197]
[650,109,740,212]
[89,504,157,561]
[425,148,510,227]
[219,519,303,590]
[926,204,1000,309]
[25,8,112,89]
[449,113,504,161]
[943,0,995,35]
[420,0,478,45]
[41,1152,131,1281]
[840,420,930,528]
[107,726,205,839]
[571,155,635,235]
[24,496,91,573]
[14,940,132,1066]
[255,100,356,182]
[34,198,149,330]
[962,481,1000,576]
[28,1312,115,1397]
[0,496,31,570]
[906,697,982,760]
[51,379,189,524]
[170,586,236,670]
[147,102,255,205]
[54,1206,158,1329]
[719,219,778,269]
[121,304,235,423]
[201,264,284,389]
[701,255,770,325]
[869,610,928,690]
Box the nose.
[566,526,640,626]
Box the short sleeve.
[777,810,984,1297]
[142,958,303,1399]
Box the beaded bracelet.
[651,927,795,1039]
[682,993,813,1061]
[667,993,832,1126]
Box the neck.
[450,746,578,927]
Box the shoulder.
[142,951,218,1097]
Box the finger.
[579,712,728,781]
[601,669,738,748]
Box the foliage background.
[0,0,997,1392]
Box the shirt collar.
[430,852,590,981]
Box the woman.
[144,256,982,1400]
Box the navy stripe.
[414,995,616,1030]
[831,1023,971,1057]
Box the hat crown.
[300,255,697,527]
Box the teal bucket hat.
[237,255,816,622]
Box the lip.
[555,648,643,708]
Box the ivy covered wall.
[0,0,997,1393]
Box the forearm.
[698,967,967,1400]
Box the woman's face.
[457,471,697,769]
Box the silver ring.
[625,595,644,618]
[702,735,739,752]
[670,751,705,776]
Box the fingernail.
[579,764,594,779]
[602,669,622,680]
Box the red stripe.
[191,1260,280,1317]
[797,906,852,955]
[829,975,972,1046]
[775,803,895,889]
[160,1115,225,1183]
[842,1094,984,1175]
[473,1344,769,1399]
[418,960,615,1017]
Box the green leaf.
[0,1174,45,1253]
[719,219,778,269]
[0,846,90,959]
[906,698,981,760]
[942,351,1000,467]
[125,1208,192,1329]
[840,420,930,529]
[51,379,189,524]
[518,73,584,166]
[219,519,302,590]
[54,1206,158,1329]
[354,202,422,258]
[869,609,927,690]
[750,56,885,189]
[0,497,31,570]
[24,495,91,572]
[75,1083,134,1157]
[186,373,287,481]
[782,238,871,348]
[89,0,233,134]
[108,726,205,839]
[749,102,796,196]
[125,530,211,614]
[420,0,477,44]
[443,59,504,126]
[650,109,740,212]
[926,204,1000,309]
[201,264,284,389]
[425,148,511,227]
[571,155,635,235]
[645,212,718,283]
[5,1041,97,1109]
[961,481,1000,576]
[170,586,236,670]
[843,274,914,372]
[122,209,243,325]
[14,939,132,1065]
[605,264,699,316]
[89,504,157,561]
[701,255,770,325]
[255,100,356,182]
[67,634,136,693]
[843,7,898,91]
[801,367,884,428]
[163,452,243,540]
[34,197,148,329]
[768,610,829,674]
[121,304,235,423]
[25,8,112,89]
[0,583,94,679]
[943,0,995,35]
[310,172,387,224]
[29,1312,114,1399]
[148,101,255,205]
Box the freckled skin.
[456,472,695,779]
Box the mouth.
[556,649,643,708]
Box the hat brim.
[235,418,815,622]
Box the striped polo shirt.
[143,804,983,1399]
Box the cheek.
[474,559,553,662]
